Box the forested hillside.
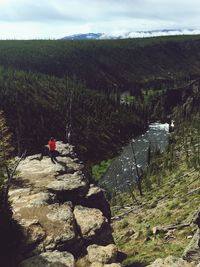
[0,35,200,94]
[0,67,146,162]
[0,34,200,267]
[111,77,200,266]
[1,35,200,164]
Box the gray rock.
[19,251,75,267]
[44,203,81,254]
[11,141,114,260]
[17,202,81,256]
[17,157,65,189]
[83,184,111,221]
[87,244,117,264]
[46,173,88,202]
[55,141,74,157]
[74,206,113,245]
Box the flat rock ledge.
[9,141,116,266]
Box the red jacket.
[48,140,56,151]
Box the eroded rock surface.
[74,206,113,245]
[87,244,118,264]
[9,141,117,265]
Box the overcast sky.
[0,0,200,39]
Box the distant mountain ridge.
[62,33,103,40]
[62,29,200,40]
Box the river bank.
[110,118,200,266]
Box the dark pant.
[49,150,58,164]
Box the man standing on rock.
[48,137,58,164]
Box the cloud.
[0,0,82,22]
[0,0,200,39]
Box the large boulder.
[44,202,83,254]
[19,251,75,267]
[81,184,111,222]
[10,141,115,262]
[74,206,113,245]
[87,244,117,264]
[16,202,82,256]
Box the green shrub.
[92,159,112,181]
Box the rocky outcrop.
[74,206,113,246]
[9,142,117,266]
[82,184,111,221]
[87,244,117,264]
[76,244,122,267]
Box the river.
[99,122,169,195]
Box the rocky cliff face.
[9,142,121,267]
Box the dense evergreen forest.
[1,35,200,164]
[1,35,200,93]
[1,35,200,267]
[0,67,147,162]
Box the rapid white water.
[99,122,169,194]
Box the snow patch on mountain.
[62,29,200,40]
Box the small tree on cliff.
[0,111,25,266]
[0,110,14,213]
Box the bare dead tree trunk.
[131,142,143,196]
